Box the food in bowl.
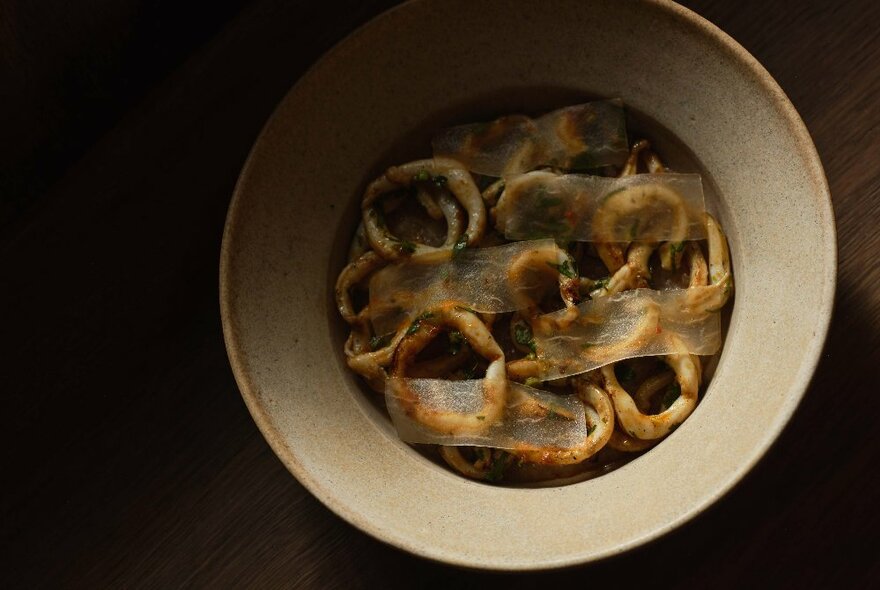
[334,99,733,485]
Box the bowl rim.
[219,0,836,570]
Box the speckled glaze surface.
[220,0,835,570]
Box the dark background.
[2,0,879,587]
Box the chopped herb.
[546,408,559,419]
[537,195,563,208]
[523,376,542,388]
[476,415,486,421]
[369,333,393,350]
[454,304,477,314]
[547,259,577,279]
[452,233,468,259]
[628,219,640,240]
[592,276,611,290]
[587,424,597,436]
[397,240,417,254]
[670,241,685,254]
[405,311,435,336]
[616,364,636,383]
[581,342,594,351]
[661,382,681,410]
[447,330,464,355]
[599,187,626,204]
[513,323,537,353]
[413,169,430,182]
[484,454,509,482]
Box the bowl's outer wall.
[221,0,835,570]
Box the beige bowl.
[220,0,835,569]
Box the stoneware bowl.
[220,0,836,570]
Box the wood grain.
[2,0,878,587]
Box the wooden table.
[4,0,878,586]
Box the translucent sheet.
[385,378,587,449]
[431,99,628,177]
[369,239,560,335]
[495,171,708,242]
[533,288,722,380]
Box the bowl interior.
[221,0,834,569]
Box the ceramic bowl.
[220,0,835,569]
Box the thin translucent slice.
[533,287,722,380]
[386,378,587,449]
[495,171,707,242]
[369,239,560,335]
[431,99,628,177]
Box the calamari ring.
[335,251,386,325]
[606,429,657,452]
[506,242,580,329]
[346,325,409,391]
[601,336,701,440]
[507,294,661,382]
[362,158,485,260]
[683,213,733,313]
[391,303,507,434]
[510,378,614,465]
[591,181,689,245]
[438,446,511,481]
[596,139,651,273]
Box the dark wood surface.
[3,0,879,587]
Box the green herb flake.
[476,415,486,421]
[398,240,417,254]
[523,376,542,388]
[369,333,393,350]
[599,187,626,204]
[670,241,685,254]
[546,259,577,279]
[452,233,469,259]
[587,424,597,436]
[484,454,509,482]
[413,169,430,182]
[628,219,640,240]
[513,323,537,354]
[405,311,436,336]
[592,276,611,291]
[537,195,563,208]
[447,330,464,355]
[454,305,477,314]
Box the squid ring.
[601,336,701,440]
[683,213,733,313]
[510,378,615,465]
[592,182,689,245]
[391,303,507,435]
[362,158,486,260]
[335,251,387,325]
[506,242,580,330]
